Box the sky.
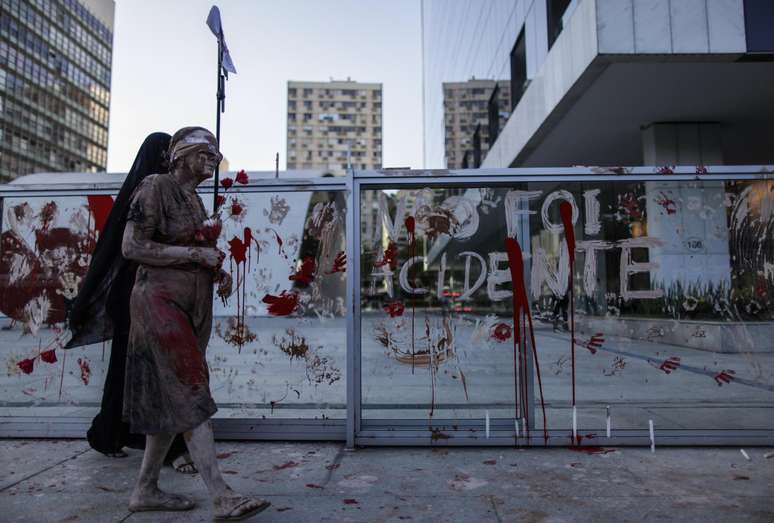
[106,0,423,173]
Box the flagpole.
[213,38,223,212]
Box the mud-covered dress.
[122,173,217,434]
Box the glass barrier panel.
[0,188,347,425]
[359,180,774,437]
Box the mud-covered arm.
[122,221,201,267]
[121,177,201,267]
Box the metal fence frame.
[1,166,773,446]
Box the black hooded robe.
[67,132,187,459]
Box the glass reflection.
[360,181,774,434]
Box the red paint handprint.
[577,333,604,354]
[658,356,681,374]
[714,369,735,386]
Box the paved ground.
[0,439,772,522]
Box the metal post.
[213,39,224,210]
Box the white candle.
[485,410,490,439]
[606,405,611,438]
[649,419,655,453]
[572,406,577,441]
[740,449,750,461]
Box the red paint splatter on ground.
[77,358,91,385]
[325,463,340,471]
[343,499,359,505]
[86,195,114,235]
[273,461,300,470]
[384,301,405,317]
[569,446,616,455]
[327,251,346,274]
[235,169,249,185]
[220,177,234,189]
[714,369,736,386]
[40,349,57,364]
[482,459,497,465]
[289,256,316,284]
[374,242,398,270]
[655,192,677,215]
[505,237,548,444]
[490,323,512,342]
[305,483,323,489]
[658,356,681,374]
[216,452,234,459]
[17,358,34,374]
[578,333,604,354]
[262,291,299,316]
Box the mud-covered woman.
[121,126,269,519]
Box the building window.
[510,29,527,111]
[487,85,501,147]
[547,0,572,50]
[744,0,774,52]
[472,125,481,168]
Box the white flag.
[206,6,237,75]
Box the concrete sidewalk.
[0,440,772,522]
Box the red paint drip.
[220,177,234,190]
[230,199,243,217]
[405,216,416,244]
[383,301,405,317]
[289,256,316,284]
[228,236,247,264]
[559,201,578,413]
[262,291,299,316]
[86,195,114,235]
[215,194,226,210]
[505,237,548,445]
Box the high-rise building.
[0,0,114,183]
[423,0,774,169]
[286,79,382,176]
[443,79,510,169]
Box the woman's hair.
[167,126,212,171]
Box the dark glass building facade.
[0,0,113,182]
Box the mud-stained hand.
[216,270,233,299]
[191,247,225,269]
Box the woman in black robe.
[67,133,194,472]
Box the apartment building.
[443,79,511,169]
[286,79,382,176]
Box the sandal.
[214,496,271,521]
[128,492,196,512]
[172,453,198,474]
